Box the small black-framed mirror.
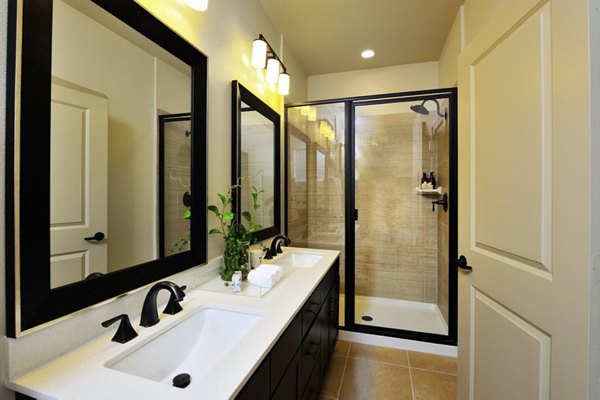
[6,0,207,336]
[231,81,281,241]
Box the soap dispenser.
[429,172,436,189]
[421,172,428,185]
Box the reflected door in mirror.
[50,0,192,287]
[50,81,108,288]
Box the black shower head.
[410,104,430,115]
[410,99,446,119]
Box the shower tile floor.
[339,295,448,335]
[320,341,457,400]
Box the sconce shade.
[266,58,281,83]
[277,72,290,95]
[187,0,209,11]
[319,120,328,134]
[308,107,317,121]
[252,39,267,68]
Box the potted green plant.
[208,176,264,282]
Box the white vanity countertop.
[7,247,340,400]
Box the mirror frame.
[5,0,208,336]
[231,81,281,241]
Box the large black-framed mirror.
[6,0,208,336]
[231,81,281,241]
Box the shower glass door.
[286,89,456,345]
[348,92,456,342]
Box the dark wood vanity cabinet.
[237,259,339,400]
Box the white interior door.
[50,80,108,288]
[457,0,592,399]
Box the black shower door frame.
[285,88,458,346]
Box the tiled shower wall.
[287,106,449,324]
[436,119,450,323]
[162,119,191,258]
[354,113,438,303]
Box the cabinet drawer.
[300,315,321,392]
[301,288,321,338]
[270,312,303,394]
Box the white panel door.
[50,81,108,288]
[457,0,591,399]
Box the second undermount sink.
[275,252,323,268]
[106,306,262,387]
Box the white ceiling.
[259,0,464,76]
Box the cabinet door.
[271,313,302,394]
[272,350,301,400]
[328,281,339,356]
[236,356,270,400]
[319,288,331,378]
[302,361,321,400]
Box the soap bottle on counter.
[421,172,428,185]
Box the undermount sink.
[106,306,262,388]
[275,252,323,268]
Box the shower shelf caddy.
[415,186,443,195]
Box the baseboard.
[338,330,457,357]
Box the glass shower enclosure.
[286,89,457,344]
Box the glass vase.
[221,237,250,282]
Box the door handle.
[456,255,472,272]
[84,232,105,242]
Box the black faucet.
[140,281,186,328]
[265,234,291,259]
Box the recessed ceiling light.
[361,49,375,59]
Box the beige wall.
[136,0,307,257]
[463,0,512,46]
[0,1,9,398]
[307,61,439,101]
[438,7,464,88]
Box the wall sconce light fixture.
[251,34,291,95]
[187,0,209,11]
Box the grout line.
[335,343,351,399]
[407,350,416,400]
[409,366,457,376]
[346,355,409,368]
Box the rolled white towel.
[257,264,282,282]
[248,269,273,288]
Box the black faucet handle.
[102,314,138,344]
[263,248,274,260]
[163,285,187,315]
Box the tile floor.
[320,341,457,400]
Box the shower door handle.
[456,255,472,272]
[431,193,448,212]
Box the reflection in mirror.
[159,114,192,257]
[7,0,207,335]
[232,81,281,241]
[240,101,275,229]
[49,0,192,288]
